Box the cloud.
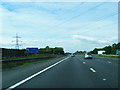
[72,35,95,41]
[72,35,112,45]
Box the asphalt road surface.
[2,55,118,89]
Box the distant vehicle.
[84,53,92,59]
[71,53,75,57]
[98,50,105,55]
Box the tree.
[45,46,49,49]
[103,46,112,54]
[92,48,103,54]
[90,42,120,55]
[39,46,64,55]
[111,43,117,54]
[53,47,64,55]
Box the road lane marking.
[6,56,70,89]
[83,62,86,64]
[103,78,107,81]
[107,61,111,63]
[90,68,96,73]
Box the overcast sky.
[0,1,118,52]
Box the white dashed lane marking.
[103,78,107,81]
[90,68,96,73]
[107,61,111,63]
[83,62,86,64]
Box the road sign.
[58,52,60,55]
[26,48,39,53]
[116,49,120,55]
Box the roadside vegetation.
[2,46,65,60]
[89,42,120,54]
[74,51,86,55]
[75,42,120,55]
[2,54,56,60]
[93,54,120,59]
[2,46,66,71]
[75,42,120,59]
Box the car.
[84,53,92,59]
[71,53,75,57]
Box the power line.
[58,2,85,18]
[53,11,117,35]
[42,2,117,39]
[79,12,118,34]
[60,10,118,34]
[83,22,117,34]
[81,12,117,31]
[47,2,117,37]
[53,2,106,27]
[51,1,118,33]
[96,12,118,21]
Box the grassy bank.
[2,54,65,71]
[2,54,56,60]
[93,54,120,59]
[75,53,84,55]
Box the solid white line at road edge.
[90,68,96,73]
[6,56,70,89]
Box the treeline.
[39,46,64,55]
[75,51,86,54]
[2,48,26,57]
[2,46,65,58]
[89,42,120,54]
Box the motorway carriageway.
[2,55,118,89]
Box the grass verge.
[2,54,56,60]
[93,54,120,59]
[2,55,65,71]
